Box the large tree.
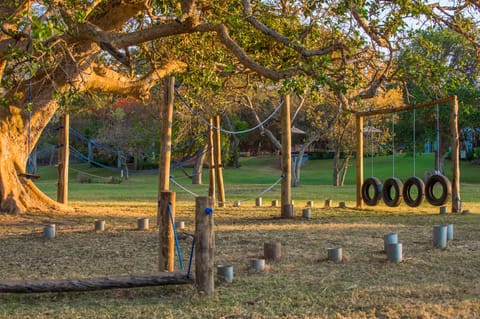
[0,0,478,213]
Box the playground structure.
[4,77,464,295]
[355,96,461,213]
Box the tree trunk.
[223,114,240,168]
[0,107,71,214]
[339,153,351,186]
[192,144,208,185]
[332,148,341,186]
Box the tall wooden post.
[355,115,364,209]
[195,196,214,295]
[208,118,216,203]
[451,96,461,213]
[57,113,69,204]
[281,95,293,218]
[213,115,225,207]
[158,191,175,272]
[158,76,175,224]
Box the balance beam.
[0,272,192,293]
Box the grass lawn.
[0,154,479,318]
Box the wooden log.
[451,96,461,213]
[157,76,174,224]
[213,115,226,207]
[281,95,292,218]
[0,273,192,293]
[57,113,69,204]
[208,118,216,203]
[158,191,175,272]
[355,115,364,209]
[195,196,215,295]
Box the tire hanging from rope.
[361,117,383,206]
[424,105,451,206]
[382,113,403,207]
[403,108,424,207]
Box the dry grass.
[1,199,480,319]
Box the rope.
[436,104,440,172]
[218,175,283,206]
[413,109,416,177]
[169,176,200,197]
[187,238,195,279]
[167,203,184,271]
[175,88,283,135]
[391,113,395,177]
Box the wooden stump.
[264,241,281,261]
[271,200,279,207]
[327,247,342,263]
[339,202,347,208]
[306,200,314,208]
[324,199,332,208]
[255,197,262,207]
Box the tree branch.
[241,0,343,57]
[83,60,187,99]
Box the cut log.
[0,272,192,293]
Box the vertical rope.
[392,113,395,178]
[186,238,195,279]
[413,109,416,177]
[167,203,184,271]
[436,104,440,172]
[369,119,374,177]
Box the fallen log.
[0,272,192,293]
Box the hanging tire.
[425,174,451,206]
[361,177,383,206]
[382,178,403,207]
[403,176,425,207]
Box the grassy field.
[0,155,479,318]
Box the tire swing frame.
[355,96,461,212]
[402,176,425,207]
[361,177,383,206]
[382,177,403,207]
[425,174,451,206]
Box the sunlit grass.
[1,156,479,318]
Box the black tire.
[425,174,451,206]
[361,177,383,206]
[382,177,403,207]
[403,176,425,207]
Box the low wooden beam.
[0,273,192,293]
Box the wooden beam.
[158,76,175,224]
[208,118,216,203]
[354,96,454,117]
[281,95,293,218]
[0,273,192,293]
[213,115,225,207]
[355,115,364,209]
[158,191,175,272]
[451,96,461,213]
[57,113,69,204]
[195,196,214,295]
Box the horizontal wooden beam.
[0,272,192,293]
[354,96,455,117]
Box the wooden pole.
[451,96,461,213]
[213,115,225,207]
[158,76,175,224]
[355,115,364,209]
[208,118,216,203]
[281,95,293,218]
[57,113,69,204]
[158,191,175,272]
[195,196,214,295]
